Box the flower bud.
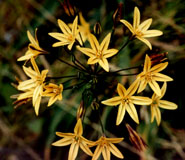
[112,2,123,28]
[76,101,85,120]
[93,22,102,37]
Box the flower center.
[68,34,74,42]
[122,97,130,104]
[135,29,143,37]
[145,72,153,82]
[96,50,103,59]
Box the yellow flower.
[17,58,48,115]
[18,29,47,61]
[150,82,177,125]
[120,7,163,50]
[91,135,124,160]
[137,54,173,96]
[42,83,63,106]
[49,16,79,50]
[77,33,118,72]
[52,118,94,160]
[78,12,91,42]
[102,81,152,125]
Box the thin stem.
[111,65,140,73]
[57,58,83,71]
[113,72,140,76]
[47,75,77,80]
[117,35,134,55]
[63,81,86,90]
[98,110,105,134]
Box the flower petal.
[116,103,126,125]
[153,73,173,82]
[79,141,93,156]
[102,96,122,106]
[126,103,139,124]
[92,145,103,160]
[87,56,99,64]
[68,142,79,160]
[143,30,163,37]
[58,19,71,35]
[126,80,139,96]
[102,147,111,160]
[149,80,161,96]
[88,34,99,52]
[136,36,152,50]
[100,33,111,52]
[99,58,109,72]
[117,83,126,98]
[150,62,168,73]
[159,100,177,110]
[103,49,118,58]
[109,143,124,159]
[27,30,37,46]
[144,54,151,72]
[131,96,152,105]
[77,46,95,57]
[120,20,135,34]
[133,7,140,29]
[74,119,83,136]
[139,18,152,32]
[52,137,73,146]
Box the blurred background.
[0,0,185,159]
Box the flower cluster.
[13,6,177,160]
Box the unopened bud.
[126,123,147,151]
[112,3,123,27]
[93,22,102,37]
[76,101,85,120]
[62,0,76,17]
[91,101,99,110]
[150,52,168,66]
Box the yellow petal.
[67,41,75,50]
[79,141,93,156]
[31,58,40,74]
[48,32,68,40]
[126,103,139,124]
[103,49,118,58]
[99,58,109,72]
[137,79,147,93]
[17,50,34,61]
[52,41,70,47]
[153,73,173,82]
[155,106,161,125]
[143,30,163,37]
[150,105,155,123]
[58,19,71,35]
[144,54,151,72]
[77,46,95,57]
[74,119,83,136]
[126,80,139,96]
[150,62,168,73]
[109,143,124,159]
[117,83,126,98]
[68,142,79,160]
[18,79,36,90]
[92,145,103,160]
[33,85,43,106]
[120,20,135,34]
[102,96,122,106]
[52,137,73,146]
[139,18,152,32]
[72,16,78,36]
[87,56,99,64]
[34,94,41,116]
[106,137,124,143]
[133,7,140,29]
[100,33,111,52]
[131,96,152,105]
[102,147,111,160]
[23,66,37,79]
[56,132,75,137]
[116,103,126,125]
[47,95,59,106]
[136,36,152,50]
[149,80,161,96]
[88,34,100,52]
[27,30,37,46]
[159,100,177,110]
[160,82,167,98]
[17,90,33,100]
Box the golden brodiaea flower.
[91,135,124,160]
[17,58,48,115]
[77,33,118,72]
[42,83,63,106]
[18,29,47,61]
[120,7,163,50]
[49,16,79,50]
[78,12,91,42]
[102,81,152,125]
[150,82,177,125]
[137,54,173,96]
[52,118,94,160]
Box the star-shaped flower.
[52,118,94,160]
[150,82,177,125]
[120,7,163,50]
[49,16,79,50]
[17,58,48,115]
[77,33,118,72]
[18,29,47,61]
[102,81,152,125]
[91,135,124,160]
[137,54,173,96]
[42,83,63,106]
